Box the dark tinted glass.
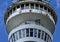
[24,41,36,42]
[30,28,33,37]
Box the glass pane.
[25,4,29,9]
[17,5,20,8]
[13,33,15,41]
[22,29,25,37]
[44,33,47,41]
[24,41,36,42]
[9,35,13,42]
[40,5,43,10]
[36,4,39,9]
[21,4,24,10]
[35,19,40,25]
[38,0,42,1]
[19,30,21,38]
[31,4,34,9]
[13,7,15,11]
[26,29,29,37]
[41,31,44,39]
[30,28,33,37]
[16,32,19,40]
[34,29,37,37]
[44,6,47,10]
[38,30,41,38]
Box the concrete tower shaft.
[4,0,57,42]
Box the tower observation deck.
[4,0,57,42]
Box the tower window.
[13,7,16,11]
[31,4,34,9]
[21,4,24,10]
[19,0,22,1]
[25,4,29,9]
[38,30,41,38]
[14,32,18,41]
[40,5,43,9]
[10,10,12,14]
[16,32,19,40]
[48,8,50,12]
[38,0,42,1]
[25,21,30,24]
[26,29,29,37]
[19,30,21,38]
[9,35,13,42]
[8,12,10,17]
[35,19,40,25]
[17,5,20,9]
[9,29,52,42]
[7,12,9,17]
[36,4,39,9]
[34,29,37,37]
[44,33,47,41]
[41,31,44,39]
[22,29,25,37]
[24,41,36,42]
[13,33,15,41]
[44,6,47,10]
[10,35,14,42]
[30,28,33,37]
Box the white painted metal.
[4,0,57,42]
[6,9,55,24]
[8,24,53,40]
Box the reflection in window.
[19,30,21,38]
[26,29,29,37]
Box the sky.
[0,0,60,42]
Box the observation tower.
[4,0,57,42]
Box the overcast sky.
[0,0,60,42]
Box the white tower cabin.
[4,0,57,42]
